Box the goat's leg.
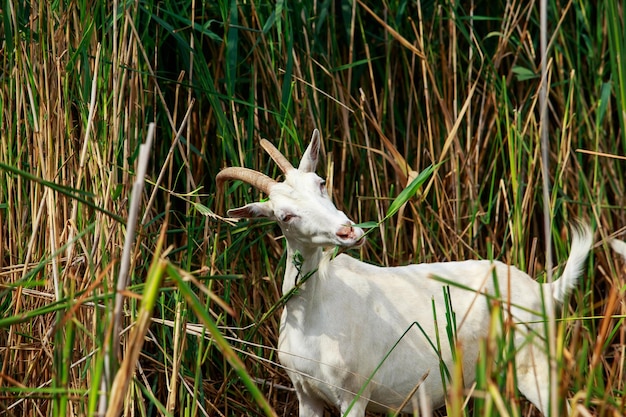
[515,341,570,416]
[296,392,325,417]
[339,397,368,417]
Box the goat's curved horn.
[216,167,278,195]
[260,139,295,174]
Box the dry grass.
[1,1,625,416]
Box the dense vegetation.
[1,0,625,416]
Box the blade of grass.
[167,262,277,417]
[606,0,626,150]
[0,162,124,224]
[106,252,168,417]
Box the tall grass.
[1,0,624,416]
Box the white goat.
[216,130,593,416]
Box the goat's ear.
[298,129,321,173]
[227,202,274,219]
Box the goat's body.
[279,255,490,413]
[279,241,589,416]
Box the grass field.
[1,0,625,416]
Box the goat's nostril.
[336,225,354,240]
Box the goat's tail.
[550,223,593,304]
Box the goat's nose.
[336,225,355,240]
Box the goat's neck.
[282,243,324,295]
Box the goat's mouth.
[336,235,366,250]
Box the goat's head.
[217,130,364,250]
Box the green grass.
[1,0,625,416]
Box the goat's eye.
[319,180,326,194]
[280,213,296,223]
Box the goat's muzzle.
[336,225,365,247]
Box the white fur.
[222,131,594,416]
[610,238,626,261]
